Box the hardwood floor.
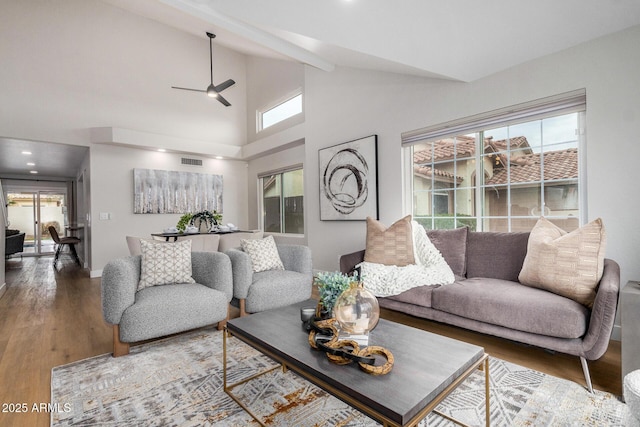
[0,257,622,426]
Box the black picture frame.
[318,135,378,221]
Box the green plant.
[176,213,193,233]
[314,271,358,313]
[190,210,222,230]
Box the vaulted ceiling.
[105,0,640,82]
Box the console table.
[151,230,250,242]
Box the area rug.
[51,328,635,426]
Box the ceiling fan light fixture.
[172,32,234,107]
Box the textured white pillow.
[241,235,285,273]
[138,239,195,290]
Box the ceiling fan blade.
[214,79,235,93]
[216,93,231,107]
[172,86,206,93]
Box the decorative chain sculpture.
[307,318,394,375]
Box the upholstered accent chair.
[226,243,313,316]
[101,251,233,356]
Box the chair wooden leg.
[112,325,130,357]
[217,305,231,330]
[239,299,248,317]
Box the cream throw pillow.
[364,215,415,266]
[241,235,285,273]
[138,239,195,290]
[518,217,606,307]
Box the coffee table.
[223,299,489,427]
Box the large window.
[404,90,585,232]
[260,167,304,234]
[258,92,303,131]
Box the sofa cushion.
[384,285,439,308]
[364,215,415,266]
[426,227,468,277]
[138,239,195,290]
[431,277,589,339]
[519,217,606,308]
[466,231,530,281]
[121,283,228,342]
[246,269,313,313]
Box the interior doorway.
[6,190,68,256]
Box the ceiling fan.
[172,32,235,107]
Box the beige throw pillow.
[364,215,415,266]
[518,217,606,307]
[138,239,195,290]
[241,235,285,273]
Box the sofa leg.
[580,357,594,393]
[239,299,248,317]
[113,325,130,357]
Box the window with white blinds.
[404,90,586,232]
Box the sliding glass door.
[6,191,67,255]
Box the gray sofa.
[339,227,620,393]
[226,244,313,316]
[101,251,233,356]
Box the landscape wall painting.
[133,168,223,214]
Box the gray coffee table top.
[227,299,486,426]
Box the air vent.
[181,157,203,166]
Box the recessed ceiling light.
[215,156,224,160]
[30,170,38,174]
[158,148,166,152]
[22,151,32,155]
[27,162,35,166]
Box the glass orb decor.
[333,281,380,335]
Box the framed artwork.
[133,168,223,214]
[319,135,378,221]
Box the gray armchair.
[226,244,313,316]
[101,252,233,357]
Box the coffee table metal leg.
[223,327,283,426]
[431,355,490,427]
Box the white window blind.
[401,89,586,146]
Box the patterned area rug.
[51,328,635,426]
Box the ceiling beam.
[159,0,335,72]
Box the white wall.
[245,57,305,143]
[304,24,640,296]
[0,0,247,147]
[89,144,248,274]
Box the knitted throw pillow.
[241,235,285,273]
[364,215,415,266]
[137,239,195,291]
[518,217,606,307]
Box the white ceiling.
[110,0,640,81]
[0,139,88,180]
[3,0,640,179]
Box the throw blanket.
[358,222,454,297]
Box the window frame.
[257,90,303,133]
[403,90,586,232]
[258,165,304,236]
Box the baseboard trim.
[90,269,103,278]
[0,282,6,300]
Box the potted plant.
[314,271,358,318]
[190,210,222,233]
[176,213,193,233]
